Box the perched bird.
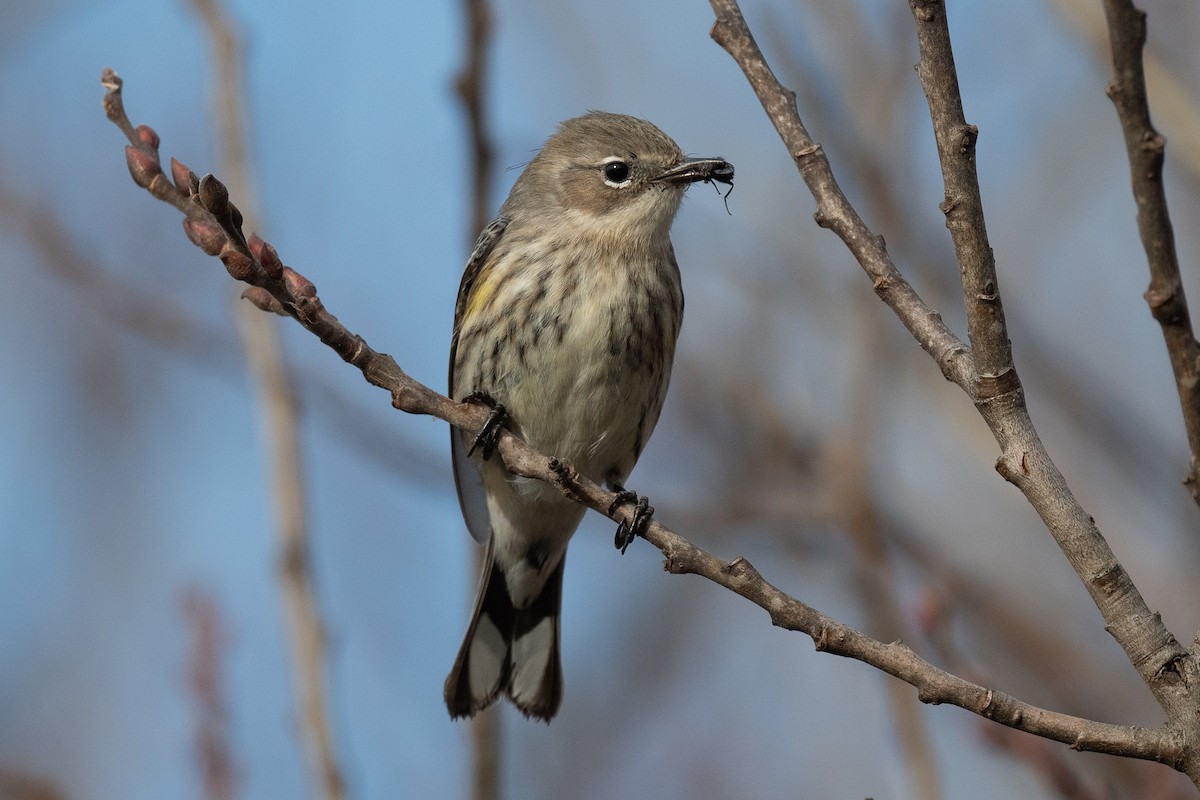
[445,111,732,721]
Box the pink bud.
[125,145,161,189]
[282,267,316,299]
[198,174,229,215]
[182,218,227,256]
[220,249,254,282]
[242,287,287,315]
[170,158,193,192]
[136,124,159,150]
[259,242,283,279]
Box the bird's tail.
[444,543,564,722]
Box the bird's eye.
[602,160,631,186]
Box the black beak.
[654,157,734,186]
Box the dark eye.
[602,161,630,185]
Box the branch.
[100,67,1186,771]
[909,0,1013,384]
[1100,0,1200,505]
[705,0,1200,784]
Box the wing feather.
[450,216,511,544]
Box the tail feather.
[445,547,565,721]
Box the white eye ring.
[601,156,633,188]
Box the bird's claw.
[610,490,653,554]
[463,391,507,461]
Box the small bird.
[445,111,732,721]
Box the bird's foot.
[609,488,654,554]
[463,391,508,461]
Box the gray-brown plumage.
[446,112,731,721]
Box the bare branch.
[99,68,1188,771]
[707,3,973,390]
[838,298,941,800]
[704,0,1200,784]
[1100,0,1200,505]
[908,0,1013,383]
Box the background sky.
[2,1,1199,798]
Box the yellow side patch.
[464,264,498,322]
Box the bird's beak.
[654,157,734,187]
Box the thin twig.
[908,0,1013,382]
[455,0,496,240]
[1100,0,1200,506]
[184,590,238,800]
[902,0,1198,761]
[99,68,1188,771]
[187,1,348,797]
[705,1,1199,785]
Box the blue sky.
[2,1,1199,798]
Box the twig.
[186,1,348,797]
[904,0,1198,754]
[706,0,1200,785]
[183,590,238,800]
[909,0,1013,382]
[455,0,495,239]
[1053,0,1200,191]
[453,0,502,797]
[100,67,1187,771]
[1100,0,1200,505]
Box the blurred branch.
[452,0,502,797]
[0,186,236,372]
[183,590,238,800]
[1099,0,1200,506]
[188,1,347,799]
[918,593,1106,800]
[0,183,444,488]
[0,770,66,800]
[838,298,940,800]
[99,68,1186,772]
[455,0,495,238]
[1053,0,1200,189]
[707,0,1200,786]
[765,6,1190,517]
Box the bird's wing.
[449,215,511,544]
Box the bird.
[445,111,732,721]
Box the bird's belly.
[508,306,649,479]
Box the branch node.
[548,458,583,503]
[958,123,979,154]
[795,143,822,160]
